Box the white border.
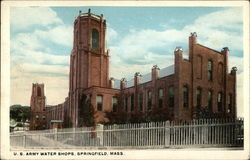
[1,1,249,160]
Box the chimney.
[231,67,237,75]
[189,32,197,62]
[152,65,160,81]
[109,77,115,88]
[120,78,127,90]
[221,47,229,74]
[134,72,141,86]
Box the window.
[42,115,46,120]
[37,87,41,96]
[158,89,163,108]
[208,60,213,81]
[228,94,233,113]
[196,88,202,108]
[217,92,223,112]
[91,29,99,49]
[208,91,213,111]
[218,63,223,84]
[36,115,39,119]
[96,95,103,111]
[138,93,143,112]
[168,87,174,108]
[112,97,118,112]
[197,56,202,79]
[124,96,128,112]
[131,94,134,112]
[147,91,152,110]
[183,85,189,108]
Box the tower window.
[158,89,163,108]
[196,88,202,108]
[112,97,118,112]
[208,60,213,81]
[96,95,103,111]
[168,87,174,108]
[208,91,213,111]
[147,91,152,111]
[138,93,143,112]
[217,92,223,112]
[91,29,99,49]
[183,85,189,108]
[37,87,41,96]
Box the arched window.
[217,92,223,112]
[124,96,128,112]
[228,94,233,113]
[218,63,223,84]
[168,87,174,108]
[147,91,152,111]
[197,56,202,79]
[158,89,163,108]
[96,95,103,111]
[196,88,202,108]
[183,85,189,108]
[208,90,213,111]
[37,87,41,96]
[91,29,99,49]
[112,97,118,112]
[208,60,213,81]
[131,94,134,112]
[138,93,143,111]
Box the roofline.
[196,43,222,54]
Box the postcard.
[1,1,249,160]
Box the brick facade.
[30,10,237,130]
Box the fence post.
[96,124,104,146]
[54,128,58,141]
[23,135,26,148]
[165,121,170,147]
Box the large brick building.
[29,10,237,130]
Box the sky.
[10,6,244,117]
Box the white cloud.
[10,7,62,31]
[10,7,70,106]
[34,25,73,47]
[109,7,243,78]
[106,26,118,45]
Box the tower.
[68,9,110,127]
[69,9,109,92]
[30,83,46,130]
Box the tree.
[80,94,95,127]
[63,116,73,128]
[194,106,231,119]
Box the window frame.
[96,95,103,111]
[183,85,189,108]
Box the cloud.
[10,7,69,106]
[10,7,62,31]
[34,25,73,47]
[109,7,243,78]
[106,26,118,45]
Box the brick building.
[30,10,237,130]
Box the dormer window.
[91,29,99,49]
